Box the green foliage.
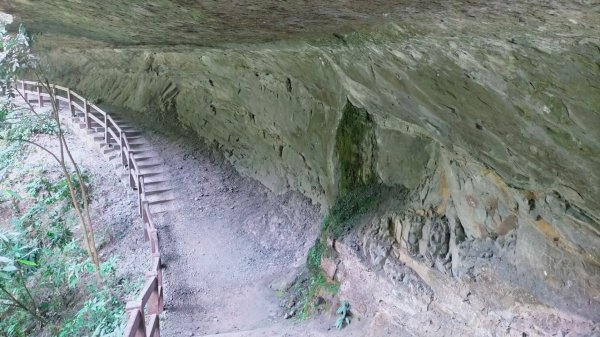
[334,101,376,193]
[293,240,340,320]
[322,184,380,240]
[26,172,90,207]
[0,107,59,173]
[0,188,21,212]
[292,184,380,321]
[0,24,125,337]
[0,24,34,89]
[306,239,324,274]
[0,169,123,337]
[0,24,54,174]
[58,288,124,337]
[57,257,136,337]
[335,301,351,330]
[296,271,339,321]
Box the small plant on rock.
[335,300,351,330]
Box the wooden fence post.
[145,275,162,315]
[37,85,43,107]
[125,302,146,337]
[129,152,136,188]
[104,113,109,143]
[152,253,162,286]
[120,132,127,167]
[83,99,90,129]
[150,229,159,254]
[138,175,144,215]
[67,88,74,116]
[142,200,150,241]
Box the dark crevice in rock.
[334,100,377,195]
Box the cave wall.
[40,25,600,217]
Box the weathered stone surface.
[5,0,600,335]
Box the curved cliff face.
[5,0,600,335]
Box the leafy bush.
[0,169,128,337]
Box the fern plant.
[335,300,351,330]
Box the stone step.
[102,146,116,155]
[143,186,172,196]
[142,181,172,192]
[123,130,142,137]
[139,166,168,176]
[79,122,102,130]
[139,173,170,184]
[129,148,158,155]
[106,143,121,151]
[145,189,176,201]
[138,163,163,171]
[107,152,120,161]
[135,155,161,163]
[91,134,105,142]
[127,139,147,146]
[132,154,157,161]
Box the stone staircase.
[66,109,177,214]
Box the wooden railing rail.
[16,80,164,337]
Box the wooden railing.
[17,80,164,337]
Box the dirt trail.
[138,129,323,336]
[92,106,373,336]
[143,131,312,336]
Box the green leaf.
[17,258,37,266]
[336,316,343,330]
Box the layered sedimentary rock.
[4,0,600,335]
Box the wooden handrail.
[16,80,164,337]
[71,101,84,113]
[138,276,158,306]
[70,90,85,102]
[90,103,106,116]
[88,112,104,127]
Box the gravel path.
[140,128,323,336]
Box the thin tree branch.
[0,284,47,324]
[38,76,101,281]
[17,269,38,314]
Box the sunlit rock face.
[5,0,600,335]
